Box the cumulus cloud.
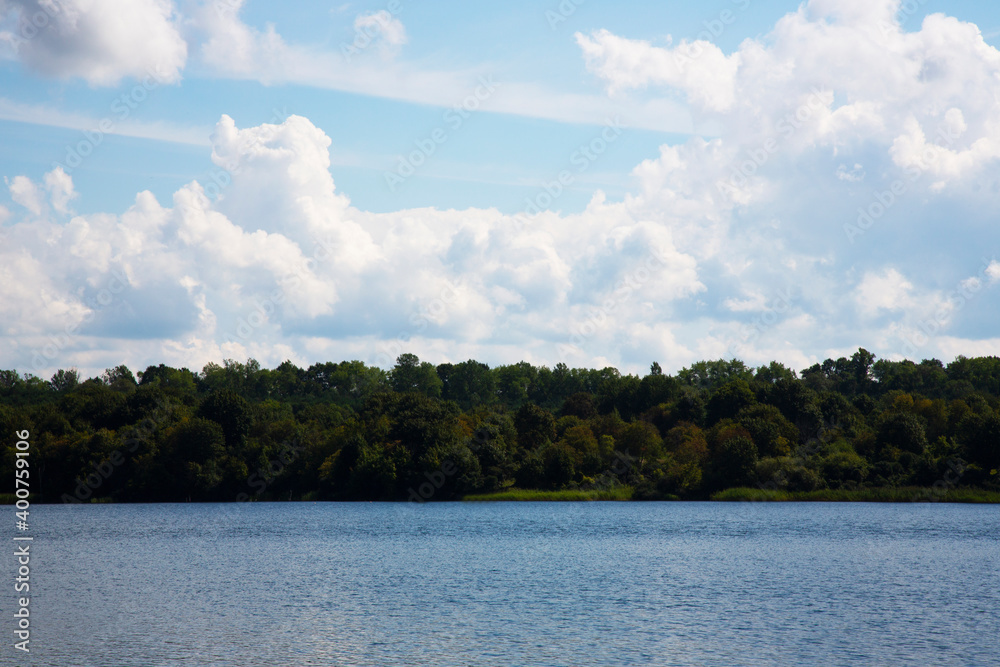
[43,166,76,213]
[576,28,741,112]
[0,0,187,85]
[6,0,1000,378]
[578,0,1000,189]
[7,165,76,216]
[0,114,705,377]
[855,268,915,316]
[7,174,43,215]
[566,0,1000,367]
[195,0,288,80]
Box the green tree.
[50,369,80,393]
[619,421,662,471]
[707,379,756,424]
[876,411,928,457]
[514,403,556,450]
[736,403,798,457]
[560,392,597,419]
[101,365,138,392]
[710,435,758,489]
[438,360,495,409]
[198,390,253,452]
[164,418,227,500]
[390,353,443,397]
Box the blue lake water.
[11,502,1000,666]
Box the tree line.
[1,349,998,502]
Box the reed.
[463,486,635,501]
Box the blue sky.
[3,0,1000,378]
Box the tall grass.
[463,487,635,502]
[0,493,41,504]
[711,487,1000,503]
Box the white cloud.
[43,166,76,213]
[576,28,741,112]
[836,163,865,182]
[986,260,1000,283]
[0,97,210,145]
[0,114,705,377]
[186,0,695,133]
[8,174,43,215]
[195,0,287,80]
[576,0,1000,187]
[855,269,914,316]
[8,2,1000,377]
[0,0,187,85]
[351,10,406,59]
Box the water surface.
[15,502,1000,666]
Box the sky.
[2,0,1000,379]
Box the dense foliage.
[2,349,999,502]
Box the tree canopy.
[2,349,998,503]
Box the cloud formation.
[3,0,1000,380]
[0,0,187,85]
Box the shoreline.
[4,487,1000,504]
[463,486,1000,503]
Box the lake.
[14,502,1000,666]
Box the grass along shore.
[710,487,1000,503]
[463,487,635,501]
[3,487,997,504]
[463,486,1000,503]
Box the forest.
[2,349,999,503]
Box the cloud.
[351,10,406,60]
[0,97,210,145]
[570,0,1000,364]
[0,0,187,85]
[576,1,1000,186]
[7,174,43,214]
[7,165,76,216]
[43,166,76,213]
[855,268,914,316]
[186,0,695,133]
[0,114,706,377]
[195,0,288,80]
[576,28,741,112]
[6,1,1000,378]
